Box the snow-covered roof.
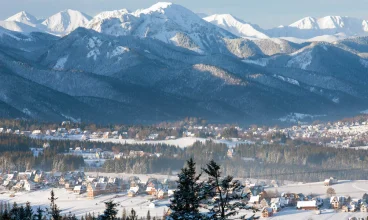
[297,200,317,208]
[249,195,260,203]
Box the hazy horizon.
[1,0,368,29]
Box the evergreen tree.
[0,201,3,215]
[146,210,151,220]
[202,160,254,219]
[2,208,10,220]
[19,205,26,220]
[363,193,368,203]
[25,201,33,220]
[126,209,137,220]
[100,200,119,220]
[168,158,203,220]
[10,202,19,219]
[35,207,44,220]
[49,189,61,220]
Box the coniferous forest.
[0,132,368,182]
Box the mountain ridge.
[0,3,368,124]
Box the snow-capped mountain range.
[0,2,368,124]
[204,14,269,39]
[2,3,368,41]
[2,9,91,36]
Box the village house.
[260,198,269,208]
[128,185,141,197]
[261,207,273,218]
[361,202,368,212]
[73,185,86,194]
[297,201,318,210]
[103,132,111,139]
[87,181,119,199]
[324,177,338,186]
[249,195,261,205]
[157,188,168,199]
[330,196,346,209]
[148,133,159,140]
[146,178,164,196]
[24,180,36,191]
[270,197,287,208]
[270,202,281,212]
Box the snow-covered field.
[0,188,169,218]
[1,180,368,219]
[36,135,253,148]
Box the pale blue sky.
[1,0,368,28]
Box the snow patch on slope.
[273,74,300,86]
[54,56,69,70]
[242,58,269,67]
[279,113,326,123]
[360,59,368,68]
[86,37,102,60]
[287,49,312,70]
[107,46,129,58]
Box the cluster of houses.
[245,185,323,218]
[275,120,368,148]
[0,170,178,201]
[0,170,86,192]
[240,178,368,218]
[126,177,176,200]
[2,116,368,148]
[258,190,368,218]
[66,147,161,167]
[329,195,368,213]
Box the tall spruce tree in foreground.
[10,202,19,219]
[168,158,204,220]
[49,189,61,220]
[202,160,254,220]
[25,201,33,220]
[100,200,119,220]
[35,206,44,220]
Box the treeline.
[233,142,368,169]
[0,150,84,172]
[0,134,36,152]
[91,139,368,182]
[100,157,184,174]
[0,135,84,172]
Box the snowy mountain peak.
[134,2,199,21]
[41,9,91,36]
[204,14,269,39]
[141,2,173,13]
[289,17,318,29]
[289,16,364,30]
[6,11,39,26]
